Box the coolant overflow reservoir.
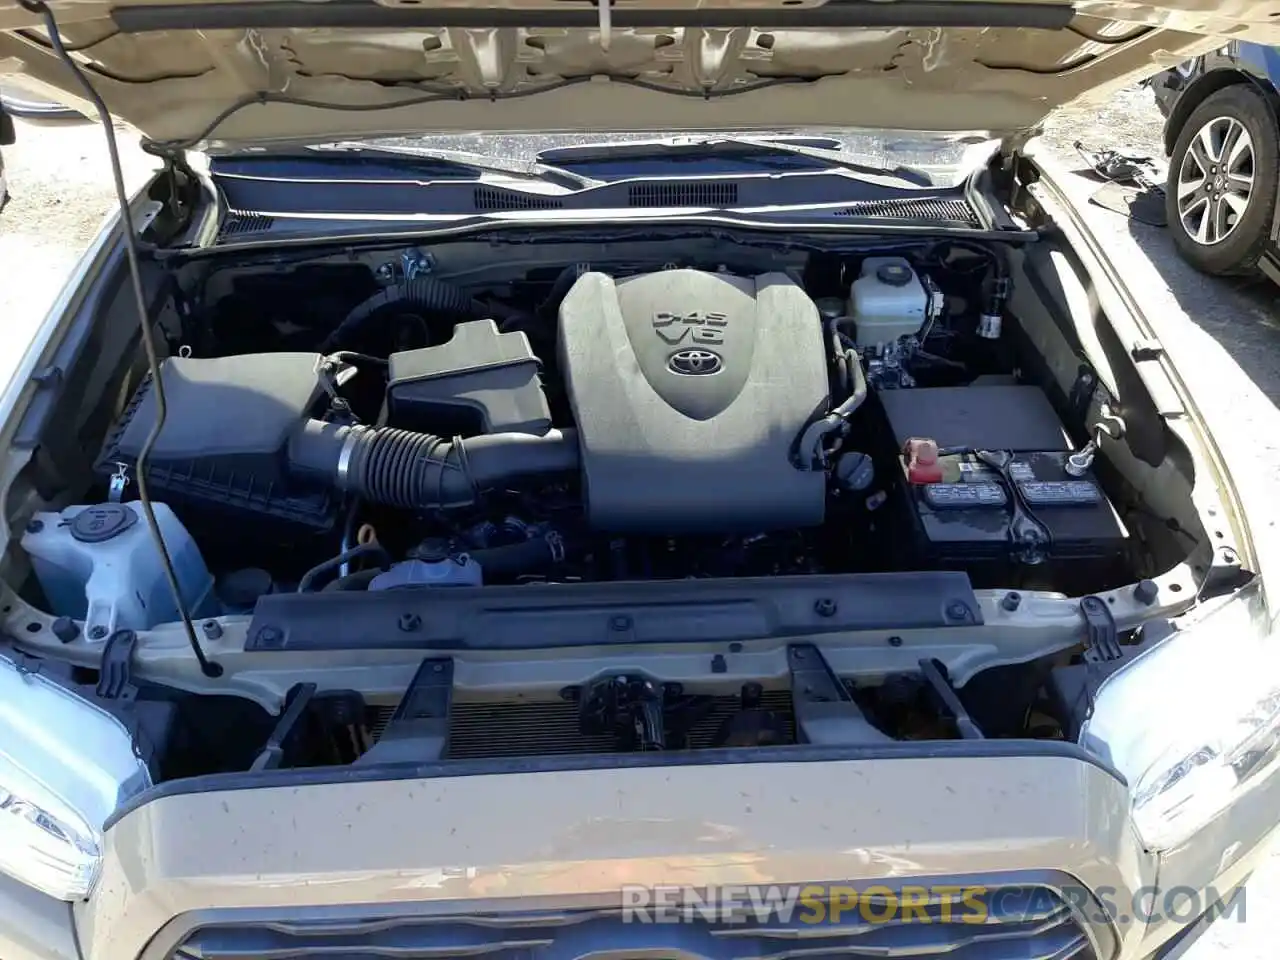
[368,556,483,590]
[22,502,216,640]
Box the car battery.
[878,386,1129,574]
[899,448,1129,564]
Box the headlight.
[1081,580,1280,852]
[0,653,150,900]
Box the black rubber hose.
[320,536,561,591]
[537,264,582,318]
[470,535,561,577]
[289,420,580,509]
[830,347,868,421]
[796,332,869,470]
[318,537,555,591]
[322,568,383,592]
[320,275,480,351]
[297,542,392,593]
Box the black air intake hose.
[320,276,481,351]
[289,420,579,509]
[470,533,563,577]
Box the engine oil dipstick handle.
[1066,404,1126,477]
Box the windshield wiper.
[536,136,932,187]
[219,142,601,190]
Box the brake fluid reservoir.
[22,502,216,639]
[848,256,928,348]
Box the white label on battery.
[957,462,996,482]
[923,482,1007,509]
[1018,480,1101,506]
[957,460,1034,481]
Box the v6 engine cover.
[557,269,828,533]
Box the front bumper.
[0,752,1270,960]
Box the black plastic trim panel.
[246,571,982,651]
[113,0,1076,32]
[213,170,970,218]
[165,219,1040,262]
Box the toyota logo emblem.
[668,349,723,375]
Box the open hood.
[0,0,1277,150]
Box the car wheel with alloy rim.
[1166,85,1280,275]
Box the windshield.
[324,129,1001,189]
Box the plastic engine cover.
[557,269,828,532]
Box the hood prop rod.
[597,0,612,52]
[20,0,220,677]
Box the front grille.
[629,181,738,207]
[472,186,564,210]
[367,690,795,759]
[176,885,1099,960]
[835,197,979,226]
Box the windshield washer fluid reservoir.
[848,256,928,348]
[22,502,216,639]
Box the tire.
[1165,84,1279,276]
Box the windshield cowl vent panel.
[472,186,564,211]
[628,182,739,207]
[835,197,978,226]
[217,210,277,241]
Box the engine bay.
[5,223,1230,783]
[63,240,1137,604]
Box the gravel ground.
[3,85,1280,959]
[0,118,156,354]
[1041,83,1169,158]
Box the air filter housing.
[97,353,340,534]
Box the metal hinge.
[140,142,196,229]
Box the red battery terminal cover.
[903,437,944,484]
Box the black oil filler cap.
[69,504,138,543]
